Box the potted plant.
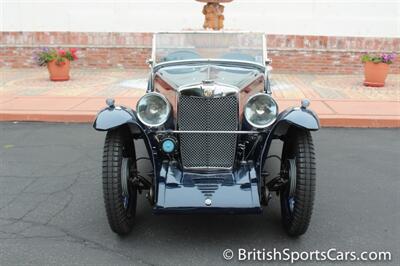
[361,52,395,87]
[34,48,78,81]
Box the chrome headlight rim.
[136,92,171,127]
[244,93,278,128]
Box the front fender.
[93,106,151,156]
[93,106,143,134]
[272,107,320,136]
[259,107,319,172]
[93,106,157,190]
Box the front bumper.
[153,161,262,214]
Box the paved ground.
[1,68,399,127]
[1,69,398,100]
[0,122,398,265]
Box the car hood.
[154,63,263,91]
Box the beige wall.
[1,0,399,37]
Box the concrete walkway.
[1,68,399,127]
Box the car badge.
[203,87,214,97]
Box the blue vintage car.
[93,32,319,236]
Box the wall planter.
[361,53,395,87]
[34,48,78,81]
[47,59,70,81]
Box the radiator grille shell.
[178,95,238,168]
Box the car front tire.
[102,129,137,235]
[280,129,316,237]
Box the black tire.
[280,129,316,237]
[102,129,137,235]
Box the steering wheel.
[221,52,256,62]
[163,50,201,62]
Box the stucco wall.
[1,0,399,37]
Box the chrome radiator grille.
[178,95,238,168]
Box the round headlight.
[244,93,278,128]
[136,93,171,127]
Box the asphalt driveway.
[0,123,398,265]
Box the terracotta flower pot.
[363,61,389,87]
[47,60,70,81]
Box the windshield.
[154,32,265,65]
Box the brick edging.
[1,32,399,74]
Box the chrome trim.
[179,82,238,97]
[173,82,241,129]
[244,93,278,129]
[177,94,239,169]
[181,166,233,171]
[150,34,156,68]
[153,31,266,67]
[136,92,171,127]
[158,73,262,93]
[153,59,265,73]
[263,34,267,65]
[156,130,261,134]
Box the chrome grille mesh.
[178,95,238,168]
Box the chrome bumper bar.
[155,130,261,134]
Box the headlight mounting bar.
[155,130,263,134]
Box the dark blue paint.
[276,107,320,131]
[92,98,319,214]
[153,161,261,214]
[93,105,160,189]
[93,106,137,131]
[258,106,320,175]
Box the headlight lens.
[244,94,278,128]
[136,93,170,127]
